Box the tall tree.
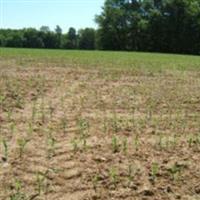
[55,25,62,35]
[78,28,96,50]
[40,26,50,33]
[55,25,62,48]
[66,27,77,49]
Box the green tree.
[66,27,77,49]
[78,28,96,49]
[23,28,44,48]
[40,26,50,33]
[55,25,62,35]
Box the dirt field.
[0,49,200,200]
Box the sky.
[0,0,104,32]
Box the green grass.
[1,47,200,71]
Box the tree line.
[1,0,200,54]
[0,26,96,50]
[95,0,200,54]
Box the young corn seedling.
[112,135,120,153]
[48,100,54,120]
[0,95,5,110]
[109,167,118,188]
[150,162,159,183]
[36,171,48,195]
[82,137,87,150]
[27,122,33,138]
[133,134,139,151]
[102,117,108,134]
[17,138,29,158]
[16,95,23,109]
[31,101,37,123]
[7,108,13,122]
[111,113,120,133]
[122,137,128,154]
[131,106,136,128]
[60,96,65,111]
[172,134,178,149]
[47,133,56,159]
[10,122,16,136]
[92,174,100,192]
[40,98,46,124]
[10,179,27,200]
[157,133,164,150]
[61,116,68,135]
[77,118,89,149]
[77,117,89,137]
[71,138,79,154]
[2,139,8,162]
[128,164,134,183]
[187,134,200,148]
[168,163,182,181]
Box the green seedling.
[109,167,118,188]
[151,162,159,181]
[133,134,139,151]
[71,138,79,153]
[112,135,120,153]
[76,118,90,151]
[31,101,37,122]
[77,117,89,137]
[187,135,199,148]
[16,96,23,109]
[128,164,134,182]
[47,133,56,159]
[7,108,13,122]
[2,139,8,162]
[10,179,27,200]
[111,113,120,133]
[10,122,15,135]
[48,101,54,120]
[102,117,108,134]
[0,95,5,107]
[40,98,45,124]
[36,171,48,195]
[92,174,100,192]
[172,134,178,148]
[17,138,29,158]
[82,137,87,150]
[61,116,68,134]
[27,122,33,138]
[168,163,182,181]
[158,133,163,149]
[122,137,128,154]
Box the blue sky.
[0,0,104,32]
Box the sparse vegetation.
[0,48,200,200]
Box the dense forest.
[1,0,200,54]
